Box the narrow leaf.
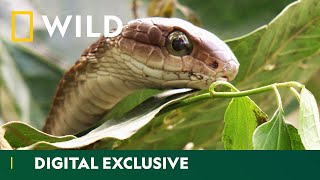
[19,89,195,149]
[0,121,75,149]
[0,41,31,123]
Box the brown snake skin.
[43,17,239,136]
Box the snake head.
[119,17,239,89]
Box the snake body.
[43,18,239,136]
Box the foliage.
[0,0,320,150]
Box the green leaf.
[117,0,320,150]
[287,124,305,150]
[225,0,320,124]
[0,121,75,149]
[297,87,320,149]
[18,89,195,149]
[102,89,161,122]
[180,0,295,39]
[253,108,300,150]
[223,97,268,150]
[305,71,320,106]
[228,0,320,88]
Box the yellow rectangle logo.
[11,11,33,42]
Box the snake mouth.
[216,76,229,82]
[168,71,226,89]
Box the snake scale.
[43,17,239,136]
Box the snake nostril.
[210,61,219,69]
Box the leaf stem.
[272,85,283,109]
[289,87,301,102]
[209,81,303,98]
[161,81,303,113]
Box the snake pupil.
[166,31,193,56]
[172,38,188,51]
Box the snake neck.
[43,36,146,136]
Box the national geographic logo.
[11,10,123,42]
[11,11,33,42]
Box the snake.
[43,17,240,136]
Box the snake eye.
[166,31,193,56]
